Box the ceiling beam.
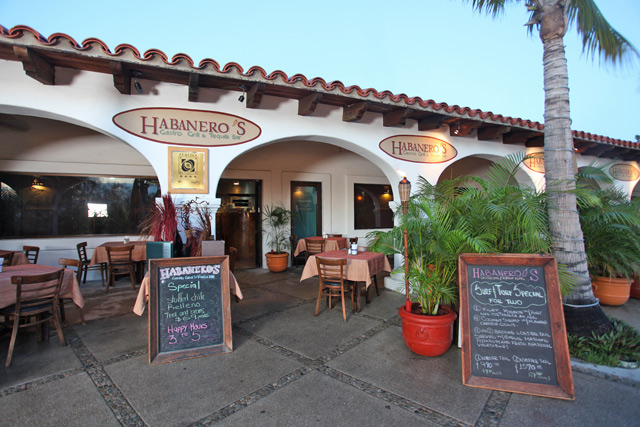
[342,101,369,122]
[581,144,617,157]
[298,93,323,116]
[383,108,412,127]
[477,125,511,141]
[110,61,131,95]
[188,74,200,102]
[525,136,544,147]
[245,83,265,109]
[502,131,533,145]
[13,46,54,85]
[418,115,444,131]
[449,120,481,137]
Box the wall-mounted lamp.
[238,85,248,102]
[452,122,461,135]
[31,177,44,189]
[132,71,143,94]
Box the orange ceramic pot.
[266,252,289,272]
[592,276,631,306]
[398,304,457,357]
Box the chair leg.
[314,284,324,316]
[52,307,66,346]
[5,315,19,367]
[105,270,112,294]
[100,264,105,286]
[82,265,88,284]
[340,286,347,322]
[373,275,380,296]
[129,264,137,289]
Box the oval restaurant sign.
[113,108,261,147]
[609,164,640,181]
[523,152,545,173]
[379,135,457,163]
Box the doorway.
[215,179,262,269]
[291,181,322,241]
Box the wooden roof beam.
[298,92,323,116]
[477,125,511,141]
[449,120,481,137]
[13,46,54,85]
[383,108,412,127]
[525,135,544,147]
[581,144,617,157]
[503,131,533,145]
[342,101,369,122]
[110,61,131,95]
[189,74,200,102]
[245,83,265,109]
[418,115,444,131]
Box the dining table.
[89,240,148,266]
[133,270,244,316]
[0,264,85,311]
[294,236,349,256]
[300,249,391,311]
[0,250,29,266]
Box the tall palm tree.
[466,0,638,335]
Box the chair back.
[201,240,225,256]
[23,245,40,264]
[146,241,174,262]
[10,269,64,314]
[316,257,347,286]
[58,258,80,269]
[1,252,14,266]
[106,245,134,265]
[305,239,326,256]
[349,237,359,245]
[76,242,90,264]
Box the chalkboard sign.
[148,256,232,365]
[459,254,574,400]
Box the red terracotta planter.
[592,276,631,306]
[265,252,289,272]
[398,303,457,357]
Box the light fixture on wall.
[238,85,248,102]
[31,176,44,189]
[132,71,143,94]
[452,122,462,135]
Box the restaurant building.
[1,25,639,291]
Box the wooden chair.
[76,242,105,286]
[290,235,306,268]
[305,238,326,261]
[0,269,66,367]
[58,258,86,324]
[105,245,137,294]
[1,252,14,266]
[314,257,354,322]
[23,245,40,264]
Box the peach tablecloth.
[300,250,391,288]
[133,271,243,316]
[0,264,85,309]
[89,241,147,266]
[294,237,348,256]
[0,250,29,266]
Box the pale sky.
[1,0,638,141]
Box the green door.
[291,181,322,241]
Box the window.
[0,174,160,238]
[354,184,394,229]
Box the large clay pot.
[265,252,289,272]
[398,303,457,357]
[592,276,631,306]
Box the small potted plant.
[263,204,292,272]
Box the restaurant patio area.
[1,267,639,426]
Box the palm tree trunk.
[541,33,612,335]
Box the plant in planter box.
[263,204,292,272]
[138,194,183,257]
[578,185,640,305]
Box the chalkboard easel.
[149,256,233,365]
[459,253,574,400]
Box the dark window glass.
[0,173,160,238]
[354,184,394,229]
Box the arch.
[436,153,536,188]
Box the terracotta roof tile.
[1,25,636,149]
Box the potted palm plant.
[369,154,554,356]
[579,186,640,306]
[263,204,292,272]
